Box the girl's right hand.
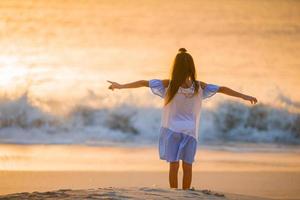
[107,80,122,90]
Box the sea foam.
[0,92,299,146]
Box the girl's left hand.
[243,95,258,104]
[107,80,122,90]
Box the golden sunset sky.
[0,0,299,112]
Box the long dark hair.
[165,48,199,105]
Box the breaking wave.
[0,93,299,146]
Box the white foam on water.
[0,92,299,148]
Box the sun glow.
[0,67,29,89]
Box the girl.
[107,48,257,190]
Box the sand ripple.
[0,187,273,200]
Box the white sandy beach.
[0,145,300,199]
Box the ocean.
[0,0,299,149]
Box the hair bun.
[178,48,187,53]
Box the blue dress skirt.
[159,127,197,164]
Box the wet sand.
[1,171,300,199]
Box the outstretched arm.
[199,81,257,104]
[218,86,258,104]
[107,80,149,90]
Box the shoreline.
[1,144,299,172]
[1,142,300,152]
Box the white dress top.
[149,79,219,140]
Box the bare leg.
[182,161,192,190]
[169,162,179,188]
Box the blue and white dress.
[149,79,219,164]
